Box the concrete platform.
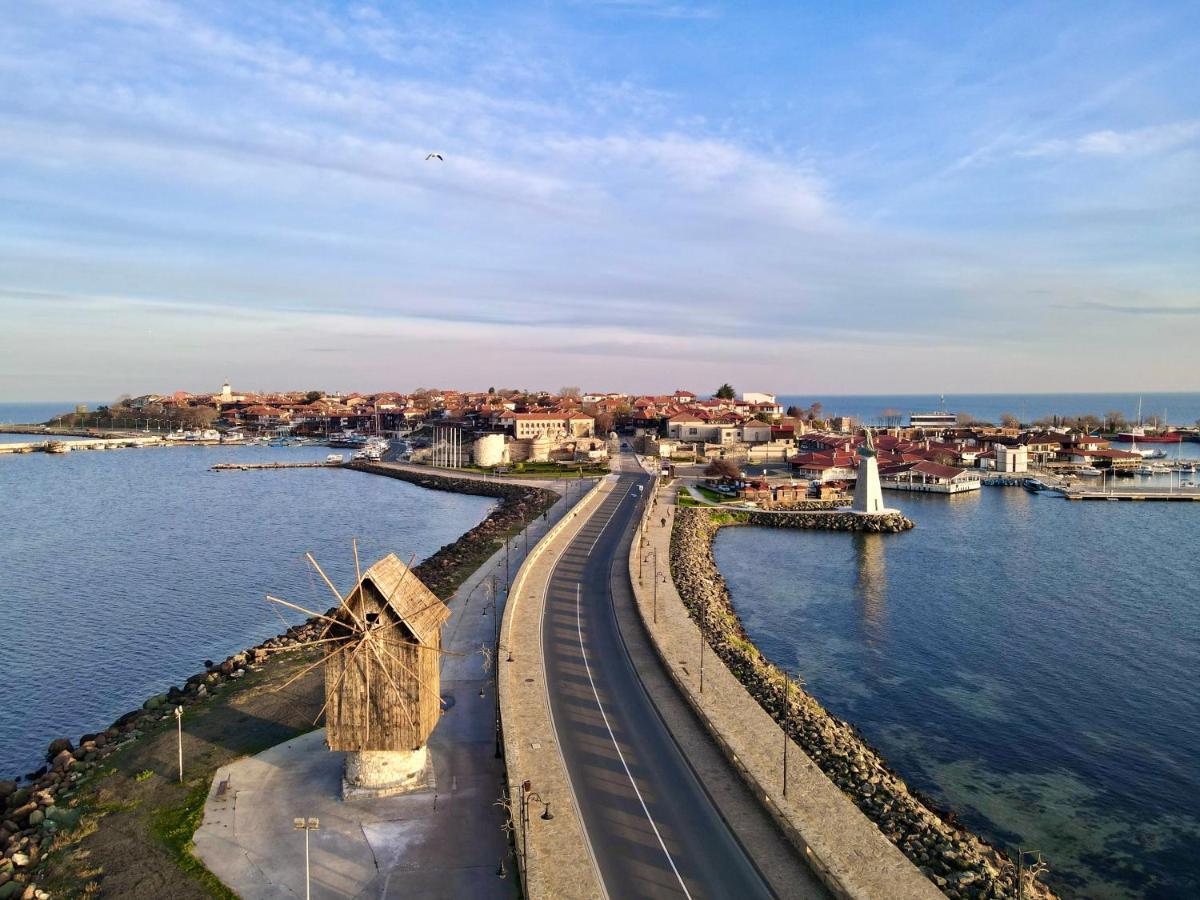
[194,727,511,899]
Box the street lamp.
[293,817,320,900]
[174,706,184,783]
[519,780,553,897]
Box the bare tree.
[559,386,582,399]
[1000,413,1020,429]
[704,458,742,480]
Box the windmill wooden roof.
[358,553,450,643]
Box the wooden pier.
[211,461,343,471]
[1063,490,1200,501]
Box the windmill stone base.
[342,747,435,800]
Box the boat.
[45,441,71,454]
[1075,466,1102,477]
[1117,430,1184,444]
[325,453,345,465]
[351,449,368,461]
[1023,478,1046,493]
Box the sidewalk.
[193,478,595,898]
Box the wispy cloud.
[569,0,718,20]
[1069,300,1200,316]
[1020,120,1200,158]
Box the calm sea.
[0,441,495,778]
[0,401,104,425]
[714,490,1200,900]
[776,392,1200,426]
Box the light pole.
[174,706,184,783]
[294,817,320,900]
[652,549,659,624]
[519,780,553,898]
[781,670,790,797]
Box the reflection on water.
[714,491,1200,900]
[853,534,887,644]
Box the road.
[540,455,775,899]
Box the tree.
[1000,413,1020,429]
[304,390,323,403]
[559,386,582,399]
[807,402,823,421]
[704,458,742,480]
[488,386,496,395]
[714,383,736,400]
[1104,410,1127,432]
[785,405,802,418]
[880,408,903,428]
[956,412,976,426]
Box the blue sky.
[1,0,1197,399]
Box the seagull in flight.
[425,153,443,161]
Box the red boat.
[1117,431,1184,443]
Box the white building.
[995,444,1029,473]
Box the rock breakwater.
[670,507,1053,900]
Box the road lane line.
[574,577,694,899]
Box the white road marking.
[574,558,693,898]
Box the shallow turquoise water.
[0,443,494,776]
[714,489,1199,899]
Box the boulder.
[0,784,13,803]
[142,694,167,711]
[44,739,73,762]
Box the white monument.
[851,431,895,515]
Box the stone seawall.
[670,507,1054,900]
[0,465,558,898]
[345,462,558,598]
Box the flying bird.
[425,153,443,161]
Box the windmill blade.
[366,616,466,656]
[266,594,347,630]
[273,642,347,694]
[305,552,370,633]
[255,635,347,655]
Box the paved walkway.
[194,473,594,899]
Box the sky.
[1,0,1198,400]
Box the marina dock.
[210,461,344,471]
[1062,488,1200,501]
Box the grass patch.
[676,491,699,507]
[694,485,736,503]
[151,779,237,900]
[134,769,154,782]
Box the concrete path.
[194,473,594,899]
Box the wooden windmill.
[266,544,452,797]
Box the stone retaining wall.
[670,507,1054,900]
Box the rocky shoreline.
[0,467,557,899]
[669,507,1054,900]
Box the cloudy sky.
[1,0,1197,399]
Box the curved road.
[540,455,775,898]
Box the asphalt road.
[540,457,775,899]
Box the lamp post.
[781,670,790,798]
[519,780,553,898]
[293,817,320,900]
[174,706,184,783]
[652,549,658,624]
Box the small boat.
[325,453,345,465]
[1023,478,1046,493]
[45,440,71,454]
[1075,466,1102,477]
[351,449,368,461]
